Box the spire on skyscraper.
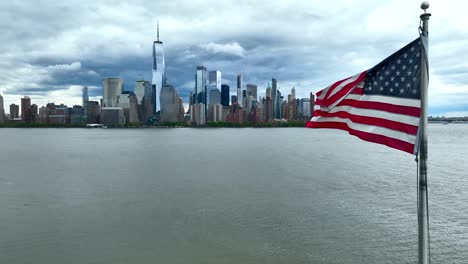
[155,18,162,44]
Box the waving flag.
[307,38,425,154]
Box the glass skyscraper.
[237,74,243,107]
[152,21,165,113]
[221,84,230,107]
[82,86,88,120]
[103,78,123,107]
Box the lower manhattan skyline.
[0,0,466,117]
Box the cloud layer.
[0,0,467,116]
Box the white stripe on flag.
[323,105,420,126]
[345,94,420,108]
[310,116,417,144]
[327,73,362,98]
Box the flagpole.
[418,2,431,264]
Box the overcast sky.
[0,0,467,116]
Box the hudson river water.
[0,125,467,264]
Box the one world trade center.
[152,20,165,113]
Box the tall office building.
[88,101,100,124]
[142,79,155,123]
[21,96,31,122]
[0,94,4,123]
[208,71,221,89]
[242,90,247,107]
[221,84,230,107]
[103,78,123,107]
[160,82,181,122]
[272,78,277,118]
[178,97,185,121]
[207,70,221,105]
[310,92,315,117]
[190,103,205,125]
[209,89,221,105]
[118,91,140,123]
[276,90,282,119]
[101,107,125,125]
[9,104,19,120]
[29,104,38,123]
[209,104,224,122]
[152,20,165,112]
[246,84,257,100]
[236,74,243,107]
[134,80,150,105]
[231,95,238,105]
[195,66,208,104]
[71,105,84,124]
[266,83,272,98]
[82,86,89,121]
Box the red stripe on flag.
[325,72,366,107]
[323,78,349,104]
[336,99,421,117]
[350,88,364,95]
[313,110,419,135]
[306,121,415,154]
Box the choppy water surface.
[0,125,466,263]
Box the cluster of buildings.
[0,22,314,126]
[188,69,314,125]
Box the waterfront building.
[178,97,185,121]
[118,91,140,124]
[286,87,298,121]
[275,90,282,119]
[9,104,19,120]
[160,82,181,122]
[225,104,246,124]
[237,74,243,107]
[221,84,230,107]
[103,78,123,107]
[208,71,221,98]
[21,96,31,122]
[209,89,221,106]
[152,21,165,112]
[195,66,208,106]
[134,80,150,105]
[87,101,100,124]
[265,96,273,122]
[0,94,4,123]
[71,105,84,124]
[208,104,224,122]
[297,98,311,120]
[190,103,205,125]
[141,80,155,123]
[251,100,264,124]
[82,86,89,121]
[39,103,71,124]
[29,104,38,123]
[302,98,311,119]
[272,78,277,118]
[242,90,247,108]
[101,107,125,125]
[310,92,315,117]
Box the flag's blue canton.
[364,38,423,99]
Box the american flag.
[307,38,425,154]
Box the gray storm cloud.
[0,0,467,116]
